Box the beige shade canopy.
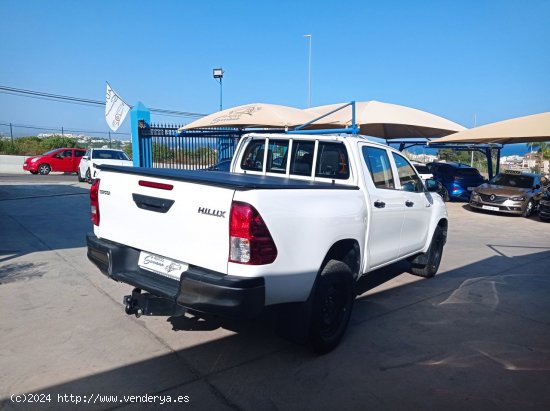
[179,103,321,131]
[306,100,466,139]
[431,112,550,144]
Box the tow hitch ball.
[123,288,185,318]
[123,291,143,317]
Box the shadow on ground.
[2,249,549,410]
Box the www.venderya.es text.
[10,393,190,405]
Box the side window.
[392,153,424,193]
[315,142,350,180]
[63,149,72,158]
[266,140,289,174]
[240,140,265,171]
[290,141,315,176]
[362,146,395,189]
[74,150,85,158]
[85,150,91,158]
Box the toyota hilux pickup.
[86,133,448,353]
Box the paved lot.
[1,173,549,410]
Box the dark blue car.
[427,162,485,201]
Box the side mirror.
[425,178,442,192]
[535,184,541,190]
[82,156,89,160]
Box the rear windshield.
[92,150,130,160]
[492,174,534,189]
[414,165,430,174]
[456,168,481,176]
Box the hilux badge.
[198,207,226,218]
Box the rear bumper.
[86,233,265,318]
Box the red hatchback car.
[23,147,87,175]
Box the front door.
[360,144,405,269]
[391,153,432,257]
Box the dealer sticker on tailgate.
[138,252,188,280]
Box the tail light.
[90,179,100,226]
[229,201,277,265]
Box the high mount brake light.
[229,201,277,265]
[139,180,174,190]
[90,179,100,226]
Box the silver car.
[469,170,548,217]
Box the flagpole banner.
[105,82,130,132]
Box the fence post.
[131,102,151,167]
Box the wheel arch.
[320,239,361,281]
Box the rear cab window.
[239,137,351,181]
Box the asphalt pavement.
[1,173,549,410]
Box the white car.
[411,162,433,181]
[78,148,132,183]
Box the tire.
[85,169,92,184]
[410,226,446,278]
[77,169,84,182]
[308,260,354,354]
[522,200,534,218]
[38,164,51,175]
[441,187,450,202]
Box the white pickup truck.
[87,133,448,353]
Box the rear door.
[391,153,432,256]
[360,144,404,268]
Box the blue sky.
[1,0,549,139]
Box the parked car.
[78,148,132,183]
[428,162,485,201]
[207,159,232,171]
[470,170,548,217]
[411,162,449,201]
[86,132,448,353]
[411,162,433,181]
[23,147,87,175]
[539,189,550,221]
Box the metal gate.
[137,121,243,170]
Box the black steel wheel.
[308,260,354,354]
[410,225,446,278]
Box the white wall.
[0,155,29,174]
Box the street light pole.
[213,68,224,111]
[304,34,312,107]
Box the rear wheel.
[308,260,354,354]
[410,226,446,278]
[85,169,92,184]
[522,200,534,218]
[38,164,51,175]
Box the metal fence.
[138,121,244,170]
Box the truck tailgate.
[95,168,235,275]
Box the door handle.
[374,200,386,208]
[405,200,414,207]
